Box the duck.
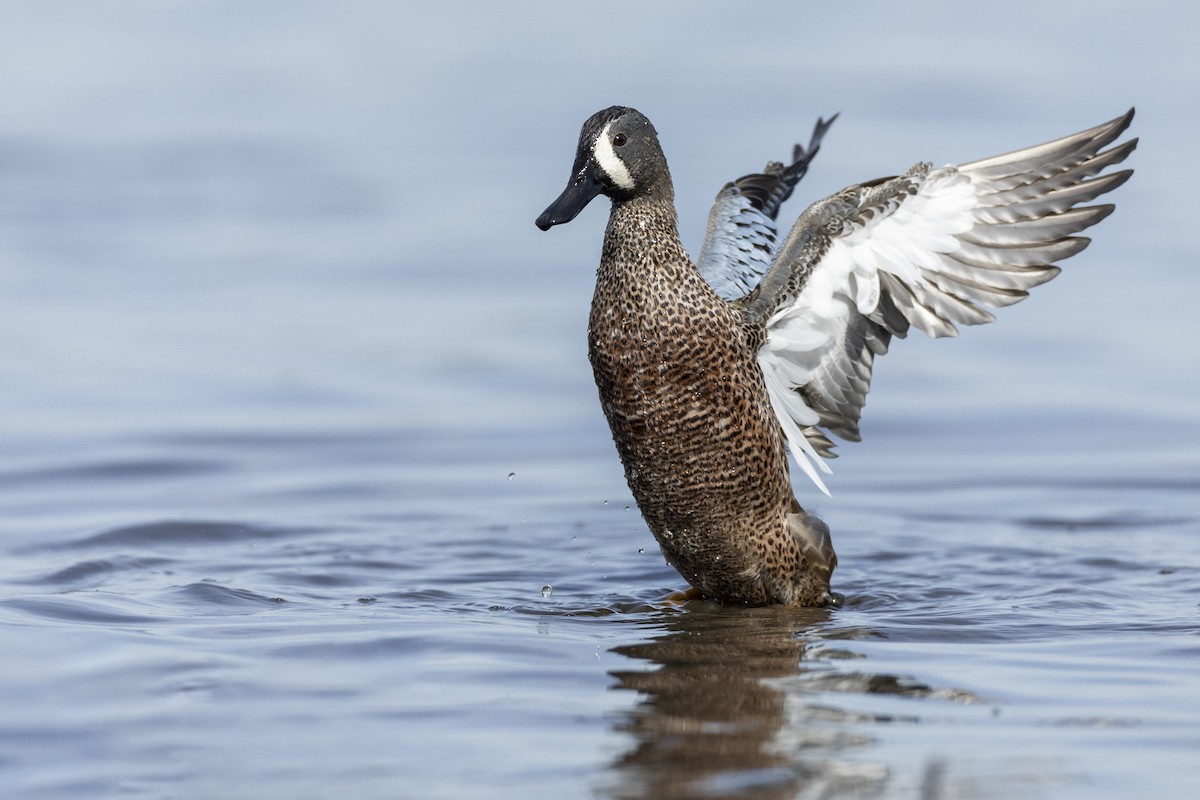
[535,106,1135,606]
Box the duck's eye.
[612,133,627,147]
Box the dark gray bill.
[535,162,603,230]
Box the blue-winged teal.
[536,106,1135,606]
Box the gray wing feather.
[697,115,837,300]
[751,110,1136,488]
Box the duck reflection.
[604,603,886,799]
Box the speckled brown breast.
[587,197,825,605]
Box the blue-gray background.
[1,3,1196,799]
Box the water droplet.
[637,548,645,555]
[540,584,553,598]
[507,472,515,481]
[624,505,630,512]
[602,499,609,506]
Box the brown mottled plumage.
[536,106,1134,606]
[589,195,835,605]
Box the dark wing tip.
[746,112,840,219]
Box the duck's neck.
[599,194,690,277]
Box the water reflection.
[605,604,889,799]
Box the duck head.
[535,106,671,231]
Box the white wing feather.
[749,110,1136,492]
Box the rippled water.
[2,3,1198,799]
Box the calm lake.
[1,3,1197,798]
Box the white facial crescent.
[593,122,635,191]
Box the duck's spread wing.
[747,110,1137,495]
[697,115,838,300]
